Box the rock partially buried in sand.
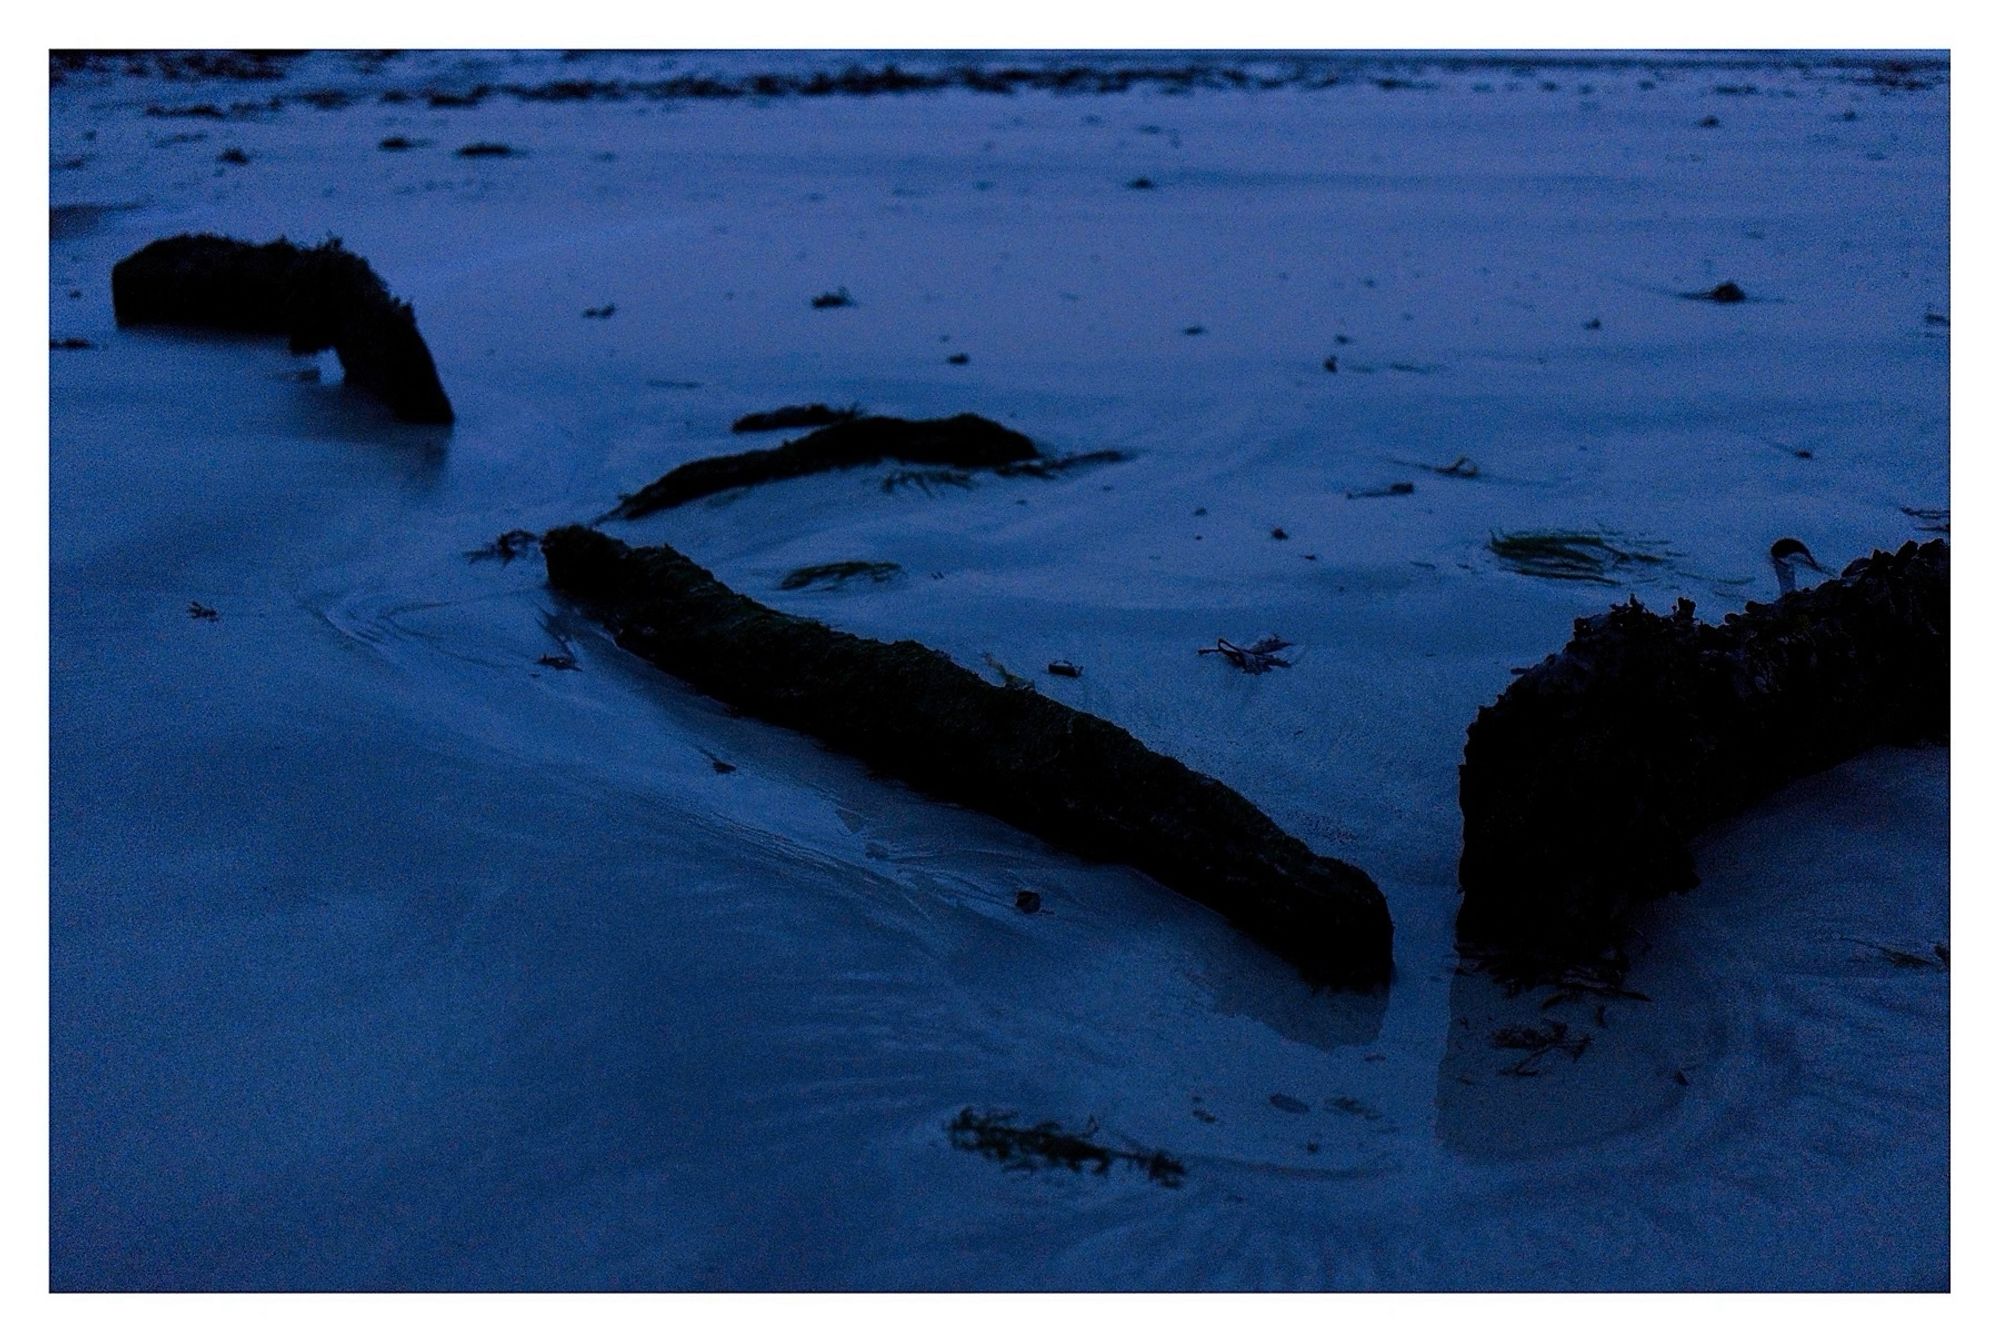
[611,413,1040,518]
[1686,280,1747,303]
[1457,540,1947,961]
[111,233,454,424]
[542,525,1393,986]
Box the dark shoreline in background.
[52,48,1947,123]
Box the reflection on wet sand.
[1196,948,1387,1051]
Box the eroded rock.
[543,525,1392,985]
[1458,540,1947,958]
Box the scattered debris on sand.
[1455,946,1649,1010]
[1685,280,1747,303]
[1199,636,1294,674]
[465,529,540,565]
[610,413,1039,517]
[947,1109,1185,1187]
[810,287,854,309]
[111,234,455,424]
[730,403,860,434]
[778,560,902,591]
[1491,1020,1591,1076]
[1457,540,1947,961]
[1489,530,1667,584]
[541,527,1391,984]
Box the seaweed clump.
[542,525,1391,985]
[111,234,453,424]
[1458,540,1948,961]
[947,1109,1186,1187]
[611,413,1040,518]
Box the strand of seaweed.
[946,1108,1187,1187]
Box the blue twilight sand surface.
[51,50,1946,1289]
